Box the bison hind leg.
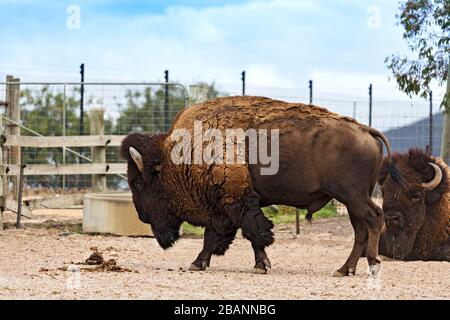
[224,194,274,273]
[189,227,238,271]
[240,210,275,274]
[334,196,383,277]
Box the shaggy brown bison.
[120,96,401,276]
[378,149,450,261]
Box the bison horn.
[129,147,144,172]
[421,162,442,191]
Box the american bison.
[120,96,401,276]
[378,148,450,261]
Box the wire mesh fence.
[215,82,443,156]
[0,80,444,195]
[0,82,188,193]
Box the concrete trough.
[83,192,153,236]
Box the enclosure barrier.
[0,78,189,230]
[0,110,127,229]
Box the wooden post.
[295,208,300,235]
[5,75,20,199]
[89,109,106,192]
[0,113,4,230]
[16,163,25,229]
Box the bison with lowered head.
[120,96,401,276]
[378,148,450,261]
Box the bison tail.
[366,127,406,187]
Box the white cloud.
[0,0,444,111]
[247,64,295,87]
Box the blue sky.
[0,0,445,114]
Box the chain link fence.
[0,80,444,197]
[215,82,443,157]
[0,82,188,194]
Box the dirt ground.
[0,210,449,300]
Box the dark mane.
[382,148,449,202]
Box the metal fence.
[0,79,444,195]
[215,82,444,157]
[0,81,188,193]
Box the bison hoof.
[188,261,208,271]
[252,267,267,274]
[188,263,205,271]
[331,268,355,277]
[332,266,357,277]
[254,258,271,274]
[331,269,347,277]
[369,264,380,277]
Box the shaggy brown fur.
[379,148,450,261]
[122,95,400,275]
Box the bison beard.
[152,218,182,249]
[121,96,402,276]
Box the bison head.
[379,149,446,259]
[120,133,182,249]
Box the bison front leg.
[189,227,237,271]
[251,243,272,274]
[240,209,275,274]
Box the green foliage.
[16,82,220,189]
[262,202,338,224]
[20,86,93,167]
[182,222,205,237]
[113,86,186,134]
[112,82,223,135]
[385,0,449,109]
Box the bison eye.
[133,178,144,191]
[410,190,422,202]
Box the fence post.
[309,80,313,104]
[5,75,21,199]
[0,114,3,230]
[80,63,85,136]
[164,70,169,132]
[241,71,246,96]
[89,109,107,192]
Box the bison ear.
[425,190,442,206]
[154,164,162,172]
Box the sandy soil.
[0,213,449,300]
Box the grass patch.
[182,201,339,236]
[262,201,338,224]
[182,222,205,237]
